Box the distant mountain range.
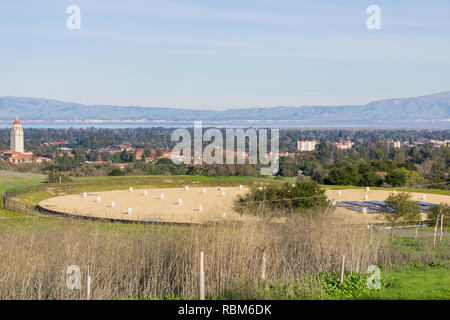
[0,91,449,122]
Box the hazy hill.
[0,91,449,122]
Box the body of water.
[0,121,448,129]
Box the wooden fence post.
[440,214,444,243]
[261,251,266,281]
[414,221,420,240]
[86,262,91,300]
[340,254,346,284]
[199,252,205,300]
[433,214,440,248]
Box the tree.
[386,168,425,187]
[121,150,129,162]
[428,203,449,228]
[155,149,163,157]
[326,165,361,186]
[382,192,421,240]
[108,168,125,176]
[86,150,101,161]
[234,181,328,218]
[300,160,324,183]
[143,149,153,158]
[316,141,332,166]
[358,171,382,187]
[101,152,112,162]
[47,168,72,183]
[278,157,299,177]
[55,154,78,171]
[391,148,406,164]
[430,159,447,182]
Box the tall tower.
[10,118,24,153]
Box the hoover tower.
[10,118,24,153]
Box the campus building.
[10,118,24,153]
[384,140,402,148]
[330,141,355,150]
[297,140,318,152]
[1,118,34,163]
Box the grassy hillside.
[0,172,448,300]
[359,265,450,299]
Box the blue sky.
[0,0,449,109]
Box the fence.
[1,180,443,229]
[0,180,448,300]
[3,194,37,216]
[1,183,193,226]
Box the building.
[100,145,137,155]
[384,140,401,148]
[85,160,108,165]
[1,150,34,163]
[0,119,36,163]
[330,141,354,150]
[35,156,52,163]
[429,139,450,148]
[297,140,318,152]
[10,118,24,153]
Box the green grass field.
[320,184,450,196]
[0,172,45,193]
[359,266,450,299]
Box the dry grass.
[2,212,435,300]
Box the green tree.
[428,203,450,228]
[386,168,425,187]
[382,192,421,240]
[234,181,328,218]
[47,168,72,183]
[108,168,125,176]
[143,149,153,158]
[278,157,299,177]
[101,152,112,162]
[358,171,382,187]
[430,159,447,182]
[155,149,163,157]
[326,165,361,186]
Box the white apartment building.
[384,140,401,148]
[297,140,318,152]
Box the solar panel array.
[336,200,437,214]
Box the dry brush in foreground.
[0,214,446,300]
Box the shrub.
[317,272,381,299]
[428,203,450,227]
[46,169,72,183]
[108,168,125,176]
[234,181,328,218]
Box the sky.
[0,0,449,109]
